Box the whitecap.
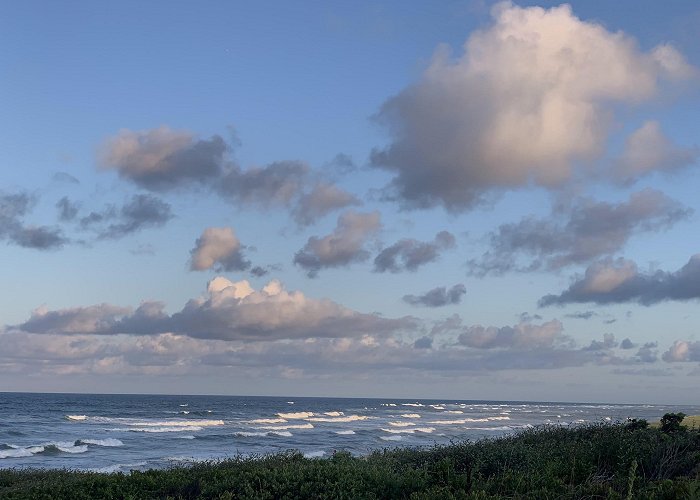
[335,430,355,435]
[381,427,435,434]
[277,411,314,419]
[257,423,313,431]
[78,438,124,447]
[270,431,293,437]
[380,435,402,441]
[178,435,196,440]
[323,411,344,417]
[388,421,416,427]
[402,403,424,407]
[247,418,287,424]
[304,450,325,458]
[306,415,368,423]
[400,414,421,419]
[66,415,88,421]
[115,426,204,433]
[463,425,512,431]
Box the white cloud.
[372,2,696,210]
[189,227,250,272]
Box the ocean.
[0,392,697,473]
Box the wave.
[89,461,147,474]
[257,423,314,431]
[306,415,368,423]
[247,418,287,424]
[66,415,88,421]
[381,427,435,434]
[235,431,293,438]
[76,438,123,447]
[304,450,325,458]
[388,421,416,427]
[443,410,463,414]
[178,435,196,440]
[180,411,190,415]
[400,413,421,418]
[335,430,355,435]
[277,411,314,419]
[112,426,204,433]
[380,435,402,441]
[402,403,424,407]
[1,441,88,459]
[464,425,513,431]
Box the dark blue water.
[0,392,696,472]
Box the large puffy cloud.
[99,126,227,190]
[540,254,700,306]
[189,227,250,272]
[374,231,456,273]
[371,2,695,211]
[294,211,381,277]
[0,191,67,250]
[13,277,411,342]
[614,121,698,184]
[403,284,466,307]
[470,189,690,275]
[80,194,173,239]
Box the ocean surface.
[1,392,697,473]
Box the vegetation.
[1,415,699,499]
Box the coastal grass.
[1,418,699,499]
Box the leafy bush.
[0,421,698,499]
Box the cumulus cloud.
[540,254,700,306]
[620,338,636,350]
[80,194,173,239]
[469,189,690,275]
[13,277,411,342]
[614,121,698,184]
[292,183,361,227]
[371,2,695,211]
[189,227,250,272]
[294,211,381,277]
[0,191,67,250]
[99,126,227,190]
[374,231,456,273]
[403,284,466,307]
[662,340,700,362]
[583,333,618,351]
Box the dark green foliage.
[1,422,698,499]
[660,413,686,434]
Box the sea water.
[0,392,696,473]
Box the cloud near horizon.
[13,277,412,342]
[371,2,696,211]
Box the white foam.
[402,403,424,407]
[400,413,421,418]
[464,425,512,431]
[114,426,204,433]
[443,410,463,414]
[306,415,368,423]
[67,415,88,421]
[488,416,511,421]
[178,435,196,440]
[323,411,344,417]
[335,430,355,435]
[248,418,288,424]
[380,435,402,441]
[381,427,435,434]
[388,421,416,427]
[79,438,124,447]
[180,411,190,415]
[257,423,314,431]
[270,431,293,437]
[430,405,446,410]
[304,450,325,458]
[235,431,294,438]
[277,411,314,419]
[0,447,33,459]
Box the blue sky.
[1,1,699,403]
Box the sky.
[1,0,699,403]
